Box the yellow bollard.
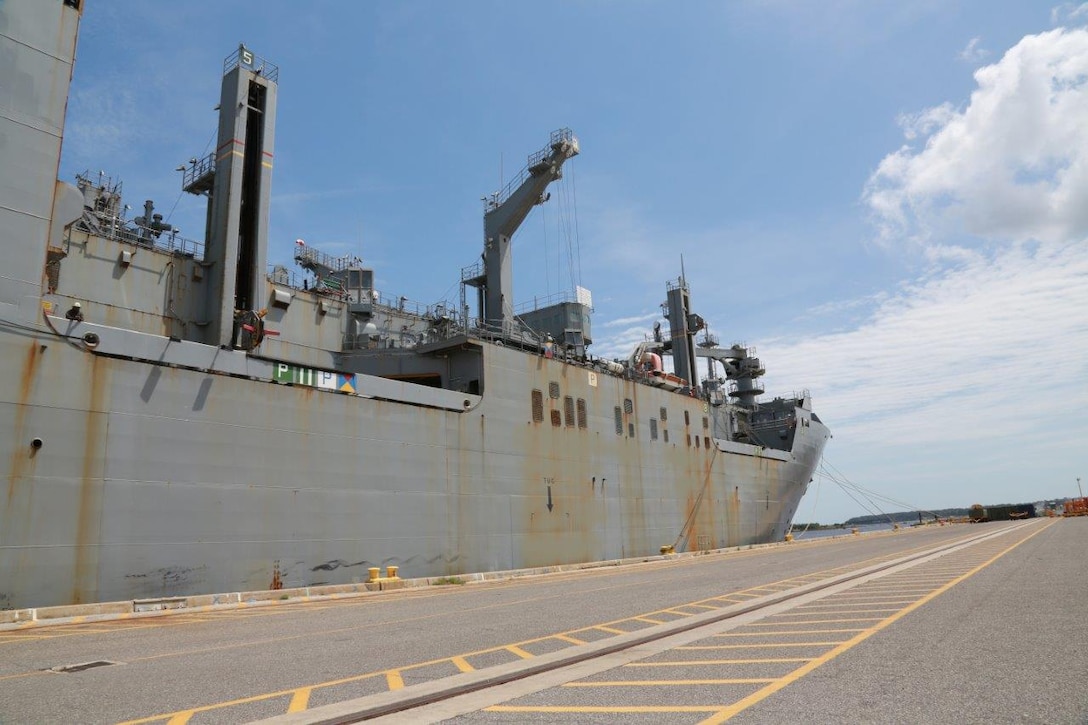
[784,533,793,542]
[385,565,399,579]
[368,567,380,583]
[851,527,859,536]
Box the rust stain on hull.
[270,560,283,590]
[8,343,42,501]
[726,483,741,548]
[73,354,107,604]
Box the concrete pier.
[0,519,1083,724]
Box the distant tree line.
[843,509,969,526]
[814,500,1053,527]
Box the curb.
[0,527,913,630]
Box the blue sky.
[60,1,1087,523]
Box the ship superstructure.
[0,0,829,610]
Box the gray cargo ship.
[0,0,829,609]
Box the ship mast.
[462,129,579,336]
[664,271,704,393]
[180,45,279,348]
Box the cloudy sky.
[60,1,1087,523]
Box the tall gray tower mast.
[462,129,579,335]
[182,45,278,347]
[664,274,705,391]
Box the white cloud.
[896,103,957,142]
[864,27,1088,247]
[958,37,990,64]
[793,292,887,324]
[784,25,1088,518]
[760,240,1088,449]
[592,322,658,362]
[1052,2,1088,25]
[601,312,660,328]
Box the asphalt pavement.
[1,519,1082,724]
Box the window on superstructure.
[650,418,658,440]
[704,436,711,450]
[660,407,668,422]
[531,390,544,423]
[624,398,634,415]
[686,434,692,447]
[577,398,588,429]
[551,410,562,427]
[684,410,690,426]
[702,416,709,430]
[614,407,623,436]
[549,381,560,399]
[695,435,701,449]
[563,396,575,428]
[664,429,670,443]
[628,422,635,438]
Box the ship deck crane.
[462,128,579,335]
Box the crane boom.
[465,128,579,333]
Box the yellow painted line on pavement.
[0,670,49,682]
[796,601,910,608]
[716,628,868,636]
[813,595,922,602]
[635,616,666,624]
[49,626,112,634]
[451,656,474,673]
[287,687,311,712]
[746,618,883,626]
[0,637,43,646]
[844,588,937,595]
[820,599,925,606]
[4,621,212,644]
[626,658,812,666]
[505,645,534,659]
[113,528,1004,723]
[165,712,192,725]
[894,575,970,583]
[696,519,1054,724]
[678,642,848,650]
[564,678,776,687]
[118,670,388,723]
[775,608,901,616]
[831,587,937,594]
[489,705,725,714]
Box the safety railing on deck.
[181,153,215,192]
[293,245,358,274]
[223,45,279,83]
[485,128,574,211]
[72,216,205,259]
[513,289,592,314]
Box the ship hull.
[0,0,828,611]
[0,328,826,610]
